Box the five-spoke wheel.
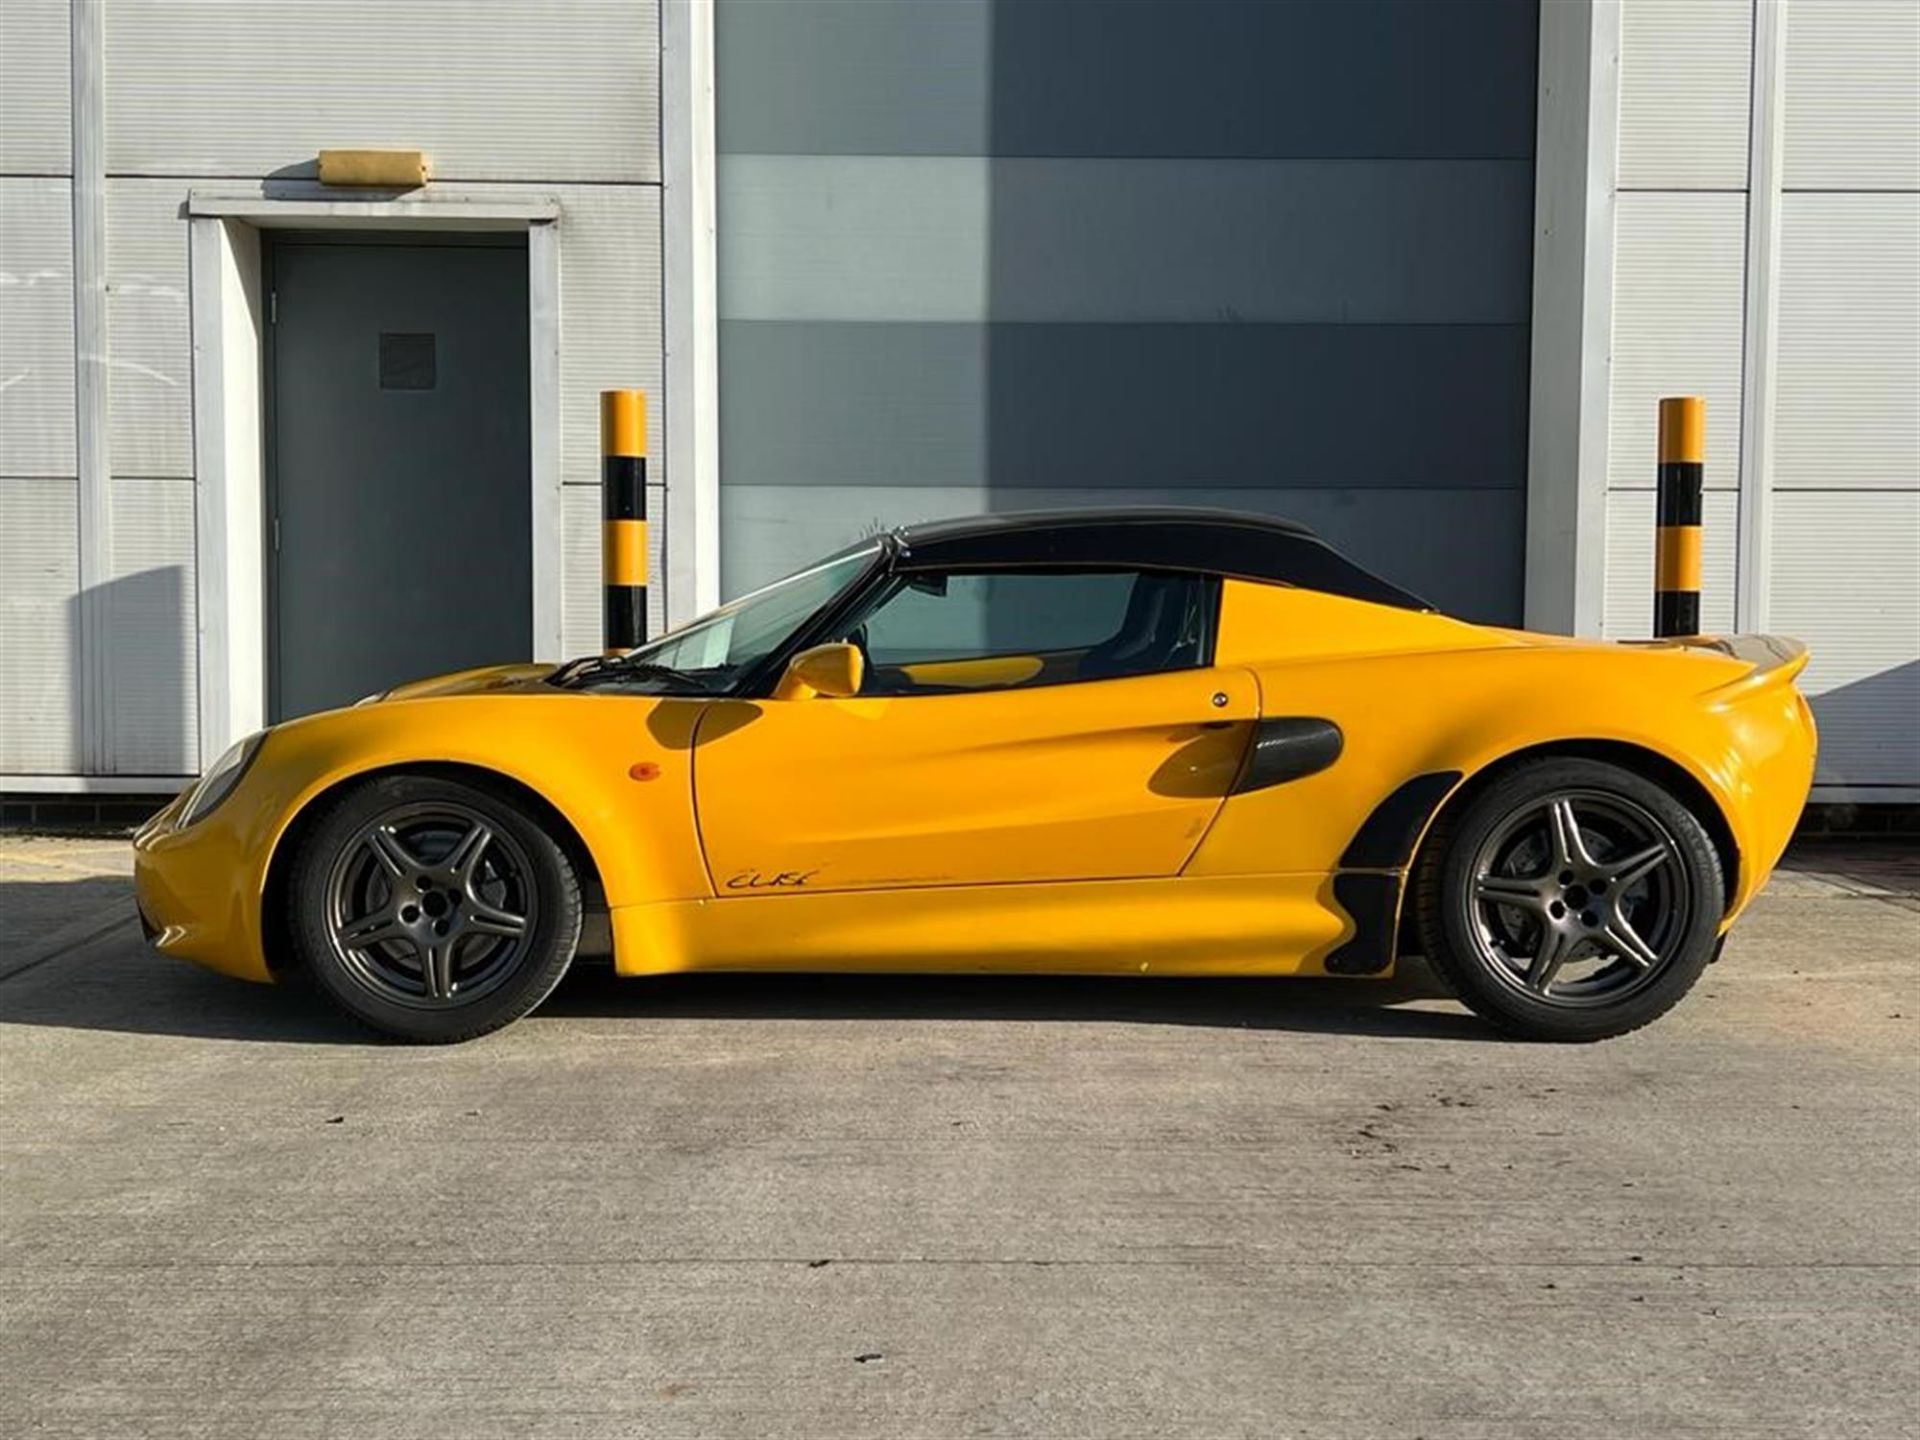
[289,774,581,1042]
[1467,791,1687,1005]
[325,803,539,1007]
[1417,758,1723,1041]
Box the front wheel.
[1414,758,1725,1042]
[287,774,582,1042]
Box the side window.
[842,570,1214,695]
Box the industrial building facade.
[1,0,1914,803]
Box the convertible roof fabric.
[893,508,1432,612]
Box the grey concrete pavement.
[2,837,1916,1438]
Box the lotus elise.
[134,509,1816,1043]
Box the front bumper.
[132,789,276,984]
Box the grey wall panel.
[1602,489,1739,639]
[716,0,992,157]
[558,186,666,490]
[1769,491,1920,788]
[1617,0,1751,191]
[104,1,660,183]
[720,322,1530,492]
[718,0,1538,160]
[721,483,1523,623]
[1774,194,1918,491]
[0,477,79,774]
[1784,0,1920,191]
[0,0,69,175]
[0,178,76,477]
[719,156,990,322]
[712,0,1538,643]
[721,322,987,490]
[720,156,1534,324]
[1608,193,1746,493]
[107,478,197,774]
[107,181,194,480]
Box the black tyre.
[287,773,582,1042]
[1413,757,1724,1042]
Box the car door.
[690,568,1260,894]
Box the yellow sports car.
[134,509,1816,1044]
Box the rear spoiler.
[1622,633,1809,698]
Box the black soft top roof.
[892,507,1431,612]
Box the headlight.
[177,732,265,828]
[354,690,385,707]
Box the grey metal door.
[266,234,531,720]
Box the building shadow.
[61,563,197,780]
[1797,659,1919,797]
[973,0,1537,626]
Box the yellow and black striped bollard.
[601,389,648,652]
[1655,396,1704,638]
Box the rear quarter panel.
[1193,583,1808,919]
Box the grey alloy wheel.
[323,799,542,1009]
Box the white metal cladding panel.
[559,186,665,490]
[0,0,69,174]
[1601,489,1740,639]
[1617,0,1752,190]
[107,181,195,479]
[1775,194,1919,490]
[717,155,1533,324]
[103,0,660,183]
[561,482,667,658]
[0,477,80,773]
[1769,491,1920,789]
[1609,193,1746,493]
[0,178,77,476]
[1784,0,1920,191]
[106,478,197,774]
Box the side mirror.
[773,642,865,701]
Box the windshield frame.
[555,537,896,696]
[732,537,898,696]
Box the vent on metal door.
[378,332,437,390]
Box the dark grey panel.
[720,321,1530,491]
[986,158,1533,324]
[718,0,1539,160]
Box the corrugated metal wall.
[0,0,665,780]
[0,0,76,774]
[713,0,1540,622]
[1770,1,1917,794]
[1611,0,1918,796]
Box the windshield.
[565,543,881,691]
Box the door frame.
[185,189,562,766]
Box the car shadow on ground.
[0,887,1494,1046]
[7,957,1496,1046]
[537,962,1494,1041]
[12,835,1914,1047]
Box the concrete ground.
[1,835,1915,1439]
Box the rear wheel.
[1414,758,1724,1041]
[288,774,581,1042]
